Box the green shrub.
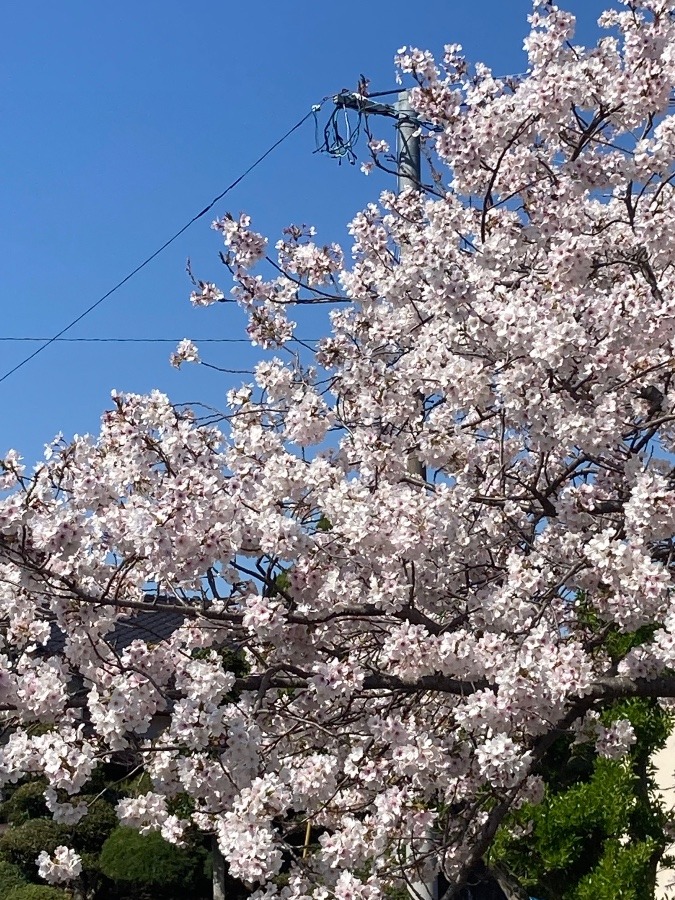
[4,887,69,900]
[71,799,117,853]
[99,826,202,890]
[1,784,48,826]
[0,859,27,900]
[0,821,67,879]
[492,697,671,898]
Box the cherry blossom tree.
[4,1,675,896]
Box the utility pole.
[331,89,426,482]
[332,88,422,191]
[331,89,433,900]
[212,835,226,900]
[328,90,520,900]
[395,91,421,195]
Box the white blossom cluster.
[35,846,82,884]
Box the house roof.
[43,597,189,655]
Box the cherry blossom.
[36,846,82,884]
[170,338,200,368]
[4,1,675,896]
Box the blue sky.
[1,0,610,466]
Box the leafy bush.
[100,826,206,892]
[1,784,48,826]
[0,821,67,879]
[492,698,671,899]
[573,839,659,900]
[4,887,69,900]
[70,799,117,853]
[0,859,27,900]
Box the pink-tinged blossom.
[170,338,200,368]
[213,213,268,268]
[36,846,82,884]
[44,789,88,826]
[368,139,390,155]
[190,282,224,307]
[117,792,169,832]
[595,719,637,760]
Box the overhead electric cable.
[0,336,319,344]
[0,103,322,387]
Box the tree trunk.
[212,834,226,900]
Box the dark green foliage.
[493,761,658,897]
[603,624,660,667]
[0,820,67,879]
[99,826,208,895]
[573,840,660,900]
[492,698,672,900]
[0,860,27,900]
[218,646,250,679]
[70,799,117,853]
[0,769,217,899]
[4,887,69,900]
[489,608,674,898]
[78,760,131,803]
[190,644,249,679]
[272,570,291,596]
[1,784,48,826]
[166,792,196,821]
[0,795,117,879]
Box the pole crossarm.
[332,90,443,132]
[332,91,403,120]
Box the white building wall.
[654,732,675,899]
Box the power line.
[0,336,319,344]
[0,103,323,387]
